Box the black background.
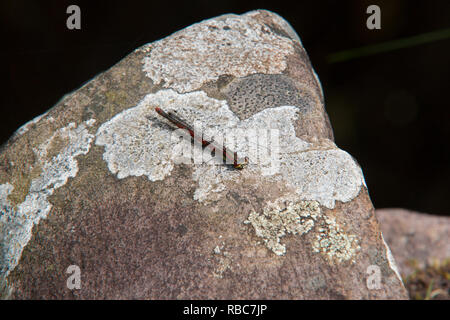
[1,0,449,215]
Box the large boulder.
[0,10,408,299]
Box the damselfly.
[154,107,249,170]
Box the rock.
[376,208,450,277]
[0,10,408,299]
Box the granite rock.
[0,10,407,299]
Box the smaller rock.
[376,208,450,276]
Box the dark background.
[1,0,449,215]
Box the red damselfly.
[154,107,249,169]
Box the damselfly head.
[234,156,249,170]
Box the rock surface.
[0,10,408,299]
[376,208,450,277]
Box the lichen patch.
[95,89,235,181]
[95,89,366,209]
[142,15,295,93]
[212,242,233,278]
[213,254,233,279]
[312,215,360,263]
[244,198,320,256]
[0,183,14,206]
[282,149,367,209]
[244,196,361,263]
[0,119,96,278]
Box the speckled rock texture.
[376,208,450,277]
[0,10,408,299]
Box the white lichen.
[0,183,14,206]
[142,15,295,93]
[244,198,320,255]
[96,89,366,209]
[282,149,366,209]
[0,119,96,278]
[95,89,236,181]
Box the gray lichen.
[245,196,361,263]
[244,198,320,255]
[312,215,360,263]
